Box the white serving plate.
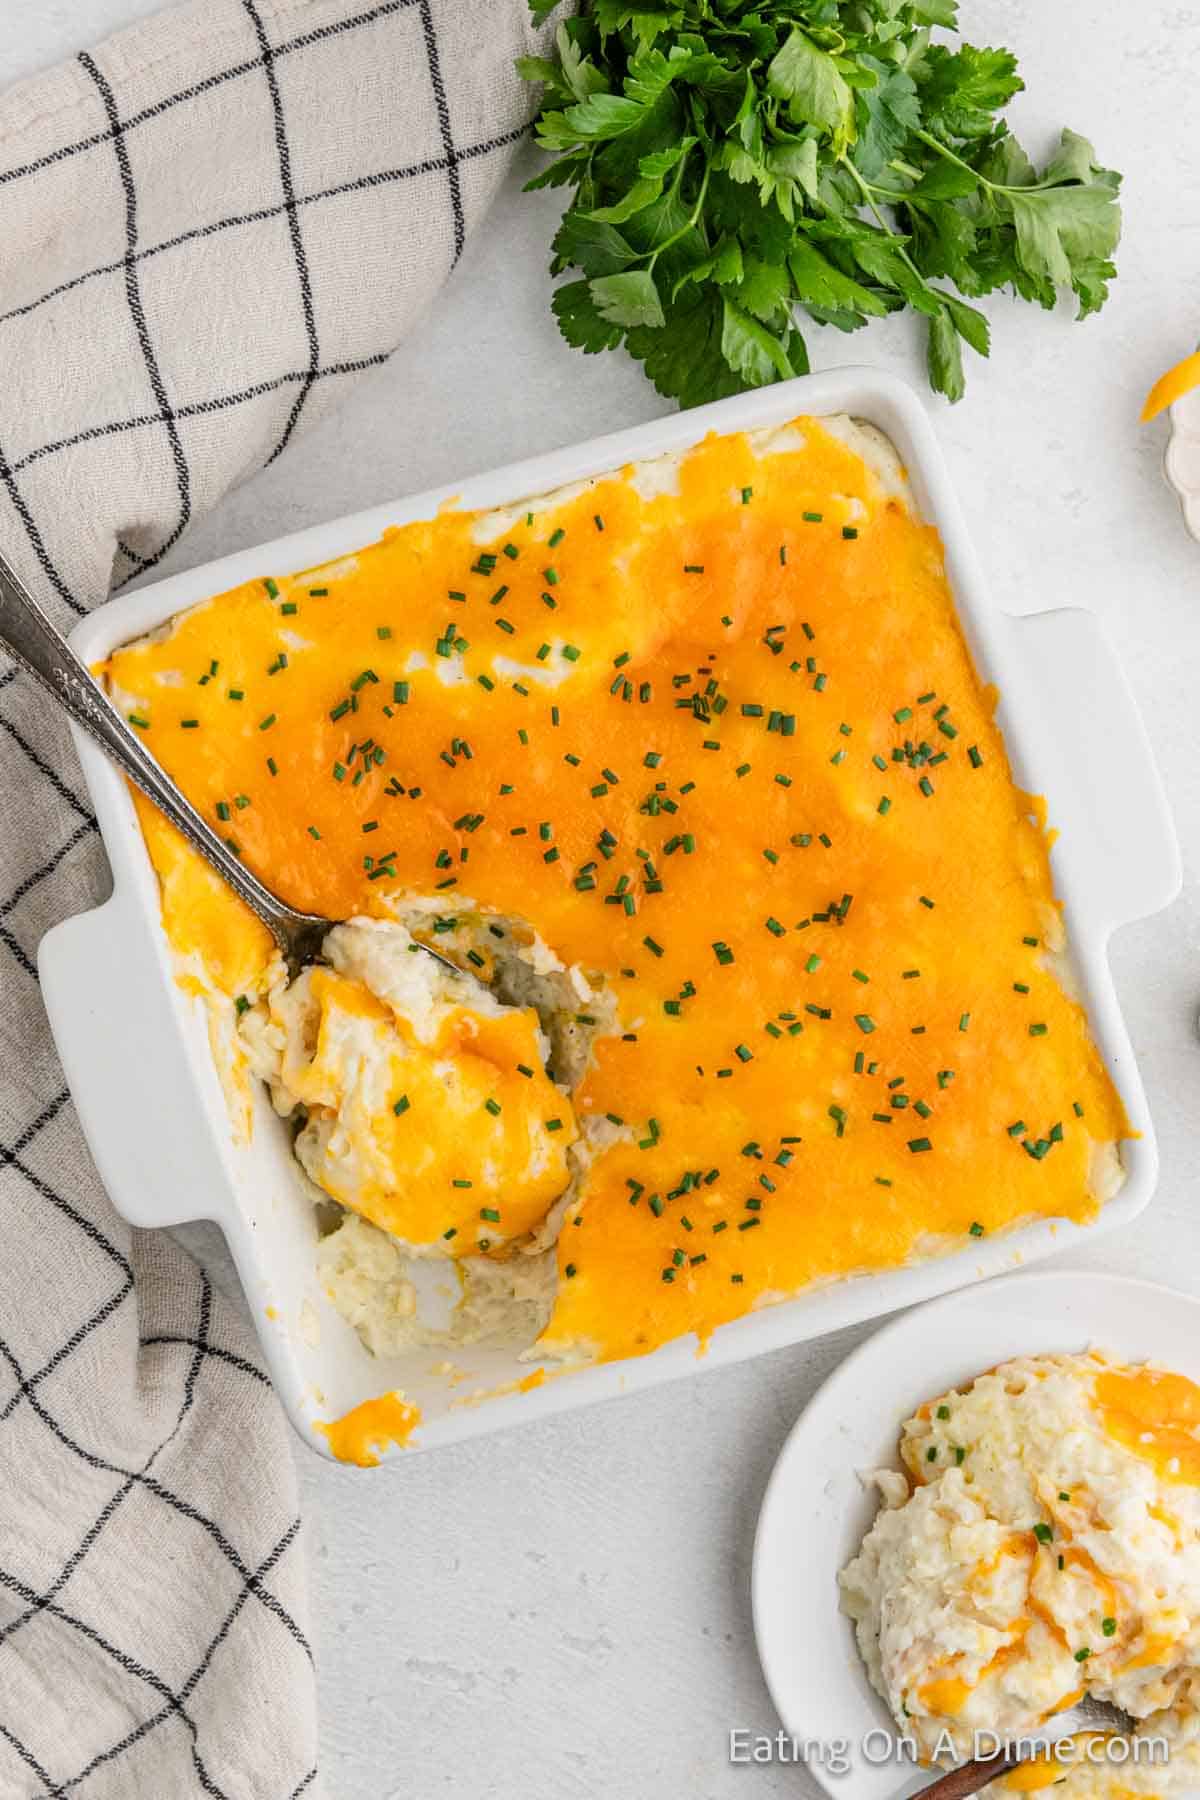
[752,1269,1200,1800]
[39,368,1181,1463]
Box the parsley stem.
[840,159,938,303]
[909,128,1080,197]
[645,164,710,274]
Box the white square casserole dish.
[38,368,1181,1462]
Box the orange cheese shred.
[1095,1367,1200,1486]
[1142,348,1200,422]
[314,1391,421,1465]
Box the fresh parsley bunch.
[518,1,1121,403]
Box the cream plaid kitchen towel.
[0,1,550,1793]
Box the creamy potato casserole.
[841,1352,1200,1792]
[104,416,1129,1439]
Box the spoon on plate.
[0,547,451,977]
[912,1695,1137,1800]
[912,1753,1016,1800]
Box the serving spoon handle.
[0,548,330,970]
[914,1754,1015,1800]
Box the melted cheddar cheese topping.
[315,1391,421,1465]
[106,417,1128,1364]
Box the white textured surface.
[6,3,1200,1795]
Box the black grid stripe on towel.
[0,0,549,1792]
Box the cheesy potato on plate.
[841,1352,1200,1786]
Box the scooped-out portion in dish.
[104,413,1130,1371]
[243,908,605,1360]
[840,1352,1200,1789]
[246,919,578,1258]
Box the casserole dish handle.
[39,894,227,1230]
[998,607,1181,937]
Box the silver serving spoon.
[0,548,449,977]
[913,1695,1137,1800]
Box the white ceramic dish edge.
[1164,385,1200,540]
[38,367,1181,1463]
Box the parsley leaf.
[590,269,666,328]
[626,284,749,408]
[523,2,1121,404]
[552,279,625,353]
[788,239,889,318]
[853,60,922,181]
[927,307,965,402]
[768,31,856,149]
[721,297,796,385]
[918,45,1024,140]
